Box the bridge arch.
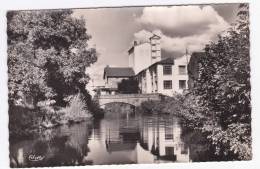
[100,101,136,109]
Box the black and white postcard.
[0,0,259,169]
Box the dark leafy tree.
[7,9,97,106]
[118,78,139,94]
[193,3,251,159]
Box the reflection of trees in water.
[180,127,235,162]
[23,135,92,167]
[10,113,225,167]
[11,122,94,167]
[104,103,135,118]
[180,128,207,161]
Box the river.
[9,109,217,167]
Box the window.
[151,45,158,51]
[178,65,186,75]
[152,50,160,57]
[165,126,173,140]
[164,80,172,89]
[151,39,159,44]
[179,80,186,89]
[163,65,172,75]
[151,51,156,57]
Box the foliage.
[139,100,161,114]
[9,105,43,140]
[8,9,100,140]
[190,4,251,160]
[208,123,251,160]
[193,4,250,126]
[7,9,97,106]
[58,93,92,123]
[140,94,206,123]
[118,78,139,94]
[87,99,105,118]
[139,94,208,128]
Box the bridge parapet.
[97,93,162,107]
[98,93,161,99]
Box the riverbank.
[9,105,92,141]
[138,93,252,161]
[138,94,206,128]
[9,93,104,141]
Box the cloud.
[133,30,153,43]
[135,5,230,54]
[137,5,229,37]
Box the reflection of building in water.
[105,111,139,153]
[104,112,157,164]
[139,116,191,162]
[104,112,190,163]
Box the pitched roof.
[149,34,161,39]
[103,66,135,78]
[161,49,183,59]
[135,57,175,76]
[157,57,174,65]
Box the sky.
[72,3,240,87]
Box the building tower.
[150,34,161,64]
[128,33,162,75]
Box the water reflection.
[139,115,190,163]
[10,123,93,167]
[10,110,207,167]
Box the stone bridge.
[97,93,163,107]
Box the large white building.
[102,33,191,96]
[129,34,190,96]
[128,34,161,74]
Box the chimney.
[134,41,137,46]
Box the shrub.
[88,100,105,119]
[118,78,139,94]
[139,100,162,114]
[58,93,92,123]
